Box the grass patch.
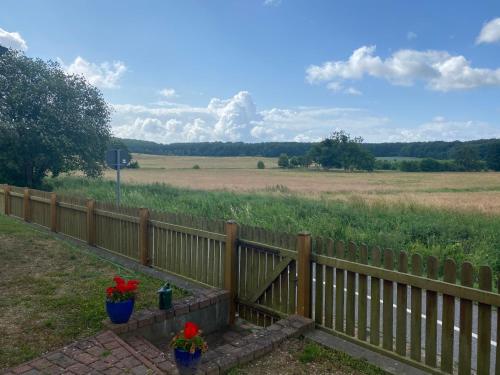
[46,176,500,277]
[0,215,186,369]
[299,342,386,375]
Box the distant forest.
[121,138,500,160]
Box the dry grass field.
[101,154,500,214]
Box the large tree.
[309,130,375,171]
[0,49,111,187]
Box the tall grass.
[46,176,500,275]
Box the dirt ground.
[230,338,386,375]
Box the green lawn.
[0,215,186,369]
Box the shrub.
[257,160,265,169]
[278,154,289,168]
[192,164,200,169]
[128,160,140,169]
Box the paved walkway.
[3,331,162,375]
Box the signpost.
[106,149,130,206]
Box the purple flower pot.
[174,348,202,374]
[106,299,134,324]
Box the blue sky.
[1,0,500,143]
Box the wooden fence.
[0,185,498,374]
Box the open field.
[47,176,500,276]
[100,154,500,214]
[0,215,185,369]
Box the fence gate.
[236,228,298,327]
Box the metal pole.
[116,149,121,206]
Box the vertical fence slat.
[346,241,356,336]
[297,232,311,318]
[315,237,324,325]
[396,251,408,356]
[383,249,394,351]
[477,265,492,375]
[139,208,150,266]
[425,256,438,368]
[458,262,473,375]
[23,188,31,222]
[224,220,238,325]
[410,254,422,361]
[50,193,57,232]
[370,246,381,346]
[441,259,456,373]
[335,241,345,332]
[3,186,10,215]
[324,239,334,329]
[357,244,368,341]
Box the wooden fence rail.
[0,184,498,374]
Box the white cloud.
[327,82,362,95]
[263,0,281,7]
[0,27,27,50]
[306,45,500,91]
[59,56,126,89]
[111,91,500,143]
[159,88,177,98]
[407,31,417,40]
[476,18,500,44]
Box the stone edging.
[103,289,229,335]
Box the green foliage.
[309,130,375,171]
[192,164,200,169]
[278,153,289,168]
[298,342,387,374]
[0,49,111,188]
[257,160,265,169]
[128,160,140,169]
[399,160,421,172]
[451,145,482,171]
[47,177,500,275]
[289,156,300,168]
[419,158,443,172]
[486,143,500,171]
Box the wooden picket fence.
[0,184,499,374]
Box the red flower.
[113,276,125,285]
[106,287,115,296]
[184,322,199,340]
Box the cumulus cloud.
[0,27,27,50]
[476,17,500,44]
[111,91,500,143]
[59,56,126,88]
[159,88,177,98]
[306,45,500,91]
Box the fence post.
[50,193,57,232]
[4,185,11,215]
[86,199,96,246]
[297,231,312,318]
[139,208,150,266]
[23,188,31,222]
[224,220,238,325]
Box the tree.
[257,160,265,169]
[486,143,500,171]
[309,130,375,171]
[278,154,289,168]
[420,158,442,172]
[451,145,481,171]
[0,49,111,187]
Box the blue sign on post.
[105,149,130,205]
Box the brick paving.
[3,330,162,375]
[5,284,314,375]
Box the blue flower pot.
[106,299,134,324]
[174,348,202,374]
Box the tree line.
[122,137,500,165]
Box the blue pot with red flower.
[174,348,202,374]
[105,276,139,324]
[106,298,135,324]
[171,322,207,374]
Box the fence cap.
[226,219,238,224]
[298,231,311,236]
